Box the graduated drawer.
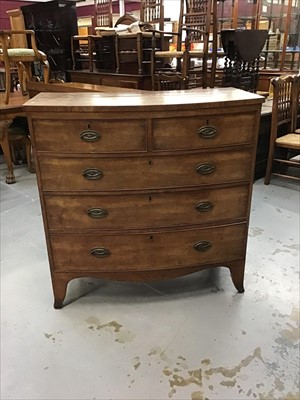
[32,119,147,153]
[45,185,249,230]
[50,223,247,272]
[152,112,256,150]
[38,149,252,191]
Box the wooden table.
[0,92,28,183]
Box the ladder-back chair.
[154,72,188,90]
[264,75,300,184]
[0,30,49,105]
[151,0,218,90]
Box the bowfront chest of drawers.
[24,89,264,308]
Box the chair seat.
[276,133,300,149]
[0,48,47,59]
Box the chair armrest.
[0,30,42,59]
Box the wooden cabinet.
[21,0,78,81]
[24,89,263,308]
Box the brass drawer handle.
[194,241,212,252]
[87,208,108,218]
[90,248,110,258]
[196,163,215,175]
[198,126,217,139]
[195,201,214,212]
[80,130,101,142]
[82,168,103,180]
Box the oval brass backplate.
[198,126,217,139]
[194,241,212,252]
[82,168,103,180]
[90,248,110,258]
[80,130,101,142]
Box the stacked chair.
[264,74,300,184]
[151,0,218,90]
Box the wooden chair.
[0,116,33,184]
[115,0,164,75]
[0,30,50,105]
[264,75,300,185]
[154,72,188,90]
[151,0,218,90]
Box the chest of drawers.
[24,89,263,308]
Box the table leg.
[0,119,15,184]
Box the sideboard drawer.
[39,150,253,191]
[32,119,147,153]
[45,185,249,230]
[50,223,247,272]
[152,112,256,150]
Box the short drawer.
[50,223,247,272]
[38,149,253,191]
[152,112,256,150]
[32,119,147,153]
[45,185,249,230]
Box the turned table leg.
[0,119,15,184]
[227,260,245,293]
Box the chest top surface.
[23,88,264,113]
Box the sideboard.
[24,89,264,308]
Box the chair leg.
[25,138,34,173]
[0,119,15,184]
[17,62,27,95]
[4,62,11,105]
[264,141,275,185]
[42,60,50,84]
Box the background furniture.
[21,0,78,82]
[115,0,165,75]
[221,29,268,92]
[0,29,50,104]
[151,0,218,90]
[25,88,263,308]
[265,74,300,184]
[0,92,30,183]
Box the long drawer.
[32,119,147,153]
[45,185,249,230]
[38,149,253,191]
[50,223,247,272]
[152,112,256,150]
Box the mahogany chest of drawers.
[24,89,263,308]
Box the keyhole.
[87,123,91,129]
[206,119,209,125]
[149,196,152,202]
[148,160,152,165]
[149,236,153,240]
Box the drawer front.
[50,223,247,272]
[152,113,256,150]
[45,185,249,230]
[32,119,147,153]
[38,150,253,191]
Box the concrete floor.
[1,161,299,400]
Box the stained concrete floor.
[1,161,299,400]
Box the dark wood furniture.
[21,0,78,81]
[24,88,263,308]
[69,69,152,90]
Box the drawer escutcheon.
[197,126,217,139]
[194,241,212,252]
[87,207,108,218]
[195,201,214,212]
[80,130,101,142]
[196,163,215,175]
[90,248,111,258]
[82,168,103,180]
